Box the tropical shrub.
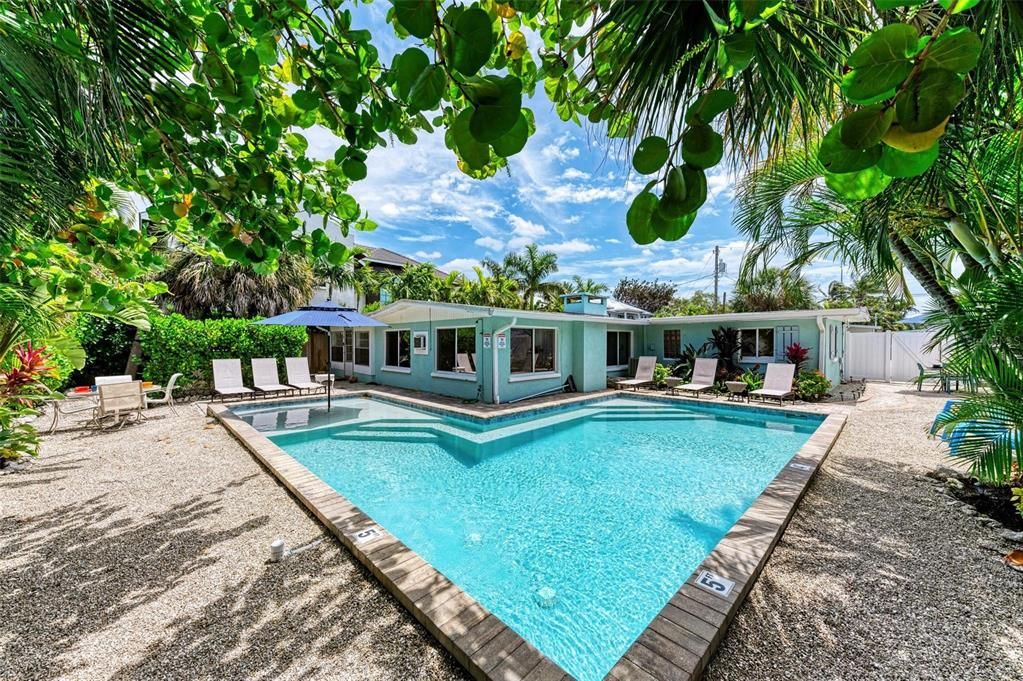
[64,316,135,387]
[796,371,831,402]
[702,327,742,378]
[670,343,701,381]
[785,342,810,374]
[739,368,764,392]
[652,363,670,389]
[139,315,307,395]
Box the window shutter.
[776,325,799,361]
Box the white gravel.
[3,385,1020,681]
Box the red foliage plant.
[1,343,54,398]
[784,342,810,373]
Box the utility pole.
[713,245,720,312]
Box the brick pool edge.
[208,395,847,681]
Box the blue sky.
[304,3,922,307]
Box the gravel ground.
[2,385,1020,681]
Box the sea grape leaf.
[877,142,939,177]
[408,64,446,111]
[676,165,707,214]
[657,166,689,219]
[818,121,882,173]
[895,68,964,132]
[922,27,981,73]
[685,89,737,125]
[468,75,523,142]
[652,210,695,241]
[394,47,429,101]
[842,24,918,103]
[882,118,948,152]
[393,0,435,39]
[627,192,659,245]
[451,109,490,170]
[632,136,669,175]
[824,167,893,200]
[681,124,723,169]
[490,112,529,156]
[451,8,494,76]
[840,105,896,149]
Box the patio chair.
[145,373,182,414]
[252,358,292,395]
[97,381,144,428]
[284,357,322,393]
[616,356,657,391]
[95,374,132,386]
[212,359,254,400]
[671,358,718,397]
[750,363,796,404]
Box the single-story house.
[326,294,868,404]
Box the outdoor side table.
[725,381,749,402]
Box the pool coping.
[208,392,846,681]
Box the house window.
[379,289,393,305]
[330,342,345,363]
[663,329,681,359]
[606,331,631,367]
[384,329,411,368]
[354,330,370,367]
[510,327,556,374]
[740,328,775,360]
[436,327,477,373]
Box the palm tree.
[454,268,519,307]
[731,267,816,312]
[161,251,313,319]
[313,246,376,303]
[380,262,441,302]
[506,244,559,310]
[568,276,609,295]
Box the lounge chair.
[212,359,254,400]
[671,358,718,397]
[285,357,323,393]
[616,356,657,391]
[251,358,292,394]
[455,352,475,373]
[750,363,796,404]
[97,381,144,428]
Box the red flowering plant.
[1,342,57,464]
[784,342,810,374]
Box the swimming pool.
[231,396,822,681]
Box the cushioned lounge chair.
[285,357,323,393]
[616,356,656,391]
[252,358,292,395]
[671,358,718,397]
[750,363,796,404]
[212,359,254,400]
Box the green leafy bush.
[739,368,764,392]
[66,317,135,387]
[796,370,832,402]
[139,314,307,395]
[653,362,670,388]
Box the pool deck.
[208,388,847,681]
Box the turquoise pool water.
[232,396,820,680]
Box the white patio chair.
[284,357,322,393]
[145,373,182,414]
[97,381,144,428]
[251,358,292,395]
[616,356,657,391]
[750,363,797,404]
[455,353,475,373]
[671,358,718,398]
[95,374,132,386]
[212,359,254,400]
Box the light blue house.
[334,294,867,404]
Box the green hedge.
[139,314,308,394]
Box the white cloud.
[534,184,629,204]
[541,134,581,162]
[562,168,590,180]
[605,238,622,244]
[440,257,481,273]
[508,215,548,239]
[475,236,505,251]
[397,234,444,242]
[547,239,596,256]
[378,202,402,217]
[414,250,442,260]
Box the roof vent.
[560,293,608,316]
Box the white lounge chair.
[750,363,797,404]
[284,357,323,393]
[455,352,475,373]
[616,356,657,391]
[251,358,292,394]
[671,358,718,397]
[212,359,254,400]
[97,381,144,428]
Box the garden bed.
[928,469,1023,532]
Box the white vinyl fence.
[845,329,943,382]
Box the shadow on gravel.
[704,454,1022,680]
[0,484,270,679]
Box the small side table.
[725,381,749,402]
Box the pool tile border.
[209,394,846,681]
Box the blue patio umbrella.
[254,303,387,410]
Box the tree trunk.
[887,233,961,315]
